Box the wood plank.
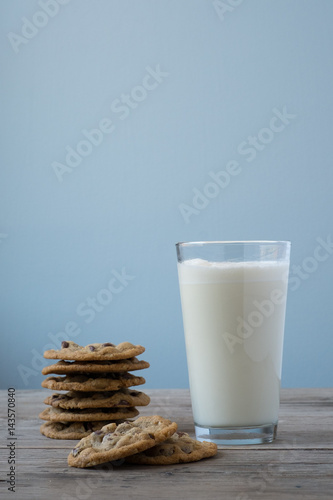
[2,455,333,500]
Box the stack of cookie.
[39,341,150,440]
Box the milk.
[177,258,289,428]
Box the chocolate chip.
[158,446,174,456]
[88,345,95,351]
[118,400,130,406]
[148,433,155,439]
[61,341,69,348]
[72,448,79,457]
[102,343,115,347]
[177,432,186,437]
[181,445,192,454]
[94,430,103,435]
[51,395,65,401]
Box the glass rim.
[176,240,291,248]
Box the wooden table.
[0,388,332,499]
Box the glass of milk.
[176,241,291,446]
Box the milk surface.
[178,258,289,427]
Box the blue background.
[1,0,332,389]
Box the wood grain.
[0,388,332,499]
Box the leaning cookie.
[41,373,145,392]
[44,341,145,361]
[44,389,150,410]
[40,421,112,440]
[42,358,150,375]
[125,431,218,465]
[39,406,139,422]
[68,416,178,468]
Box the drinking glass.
[176,241,291,446]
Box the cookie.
[42,358,149,375]
[41,373,145,392]
[39,406,139,422]
[68,415,178,468]
[125,431,218,465]
[40,421,112,440]
[44,389,150,410]
[44,341,145,361]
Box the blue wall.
[1,0,332,389]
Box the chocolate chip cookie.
[68,416,178,468]
[39,406,139,422]
[44,389,150,410]
[41,372,145,392]
[42,358,149,375]
[44,341,145,361]
[40,421,112,440]
[125,431,218,465]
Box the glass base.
[195,422,277,447]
